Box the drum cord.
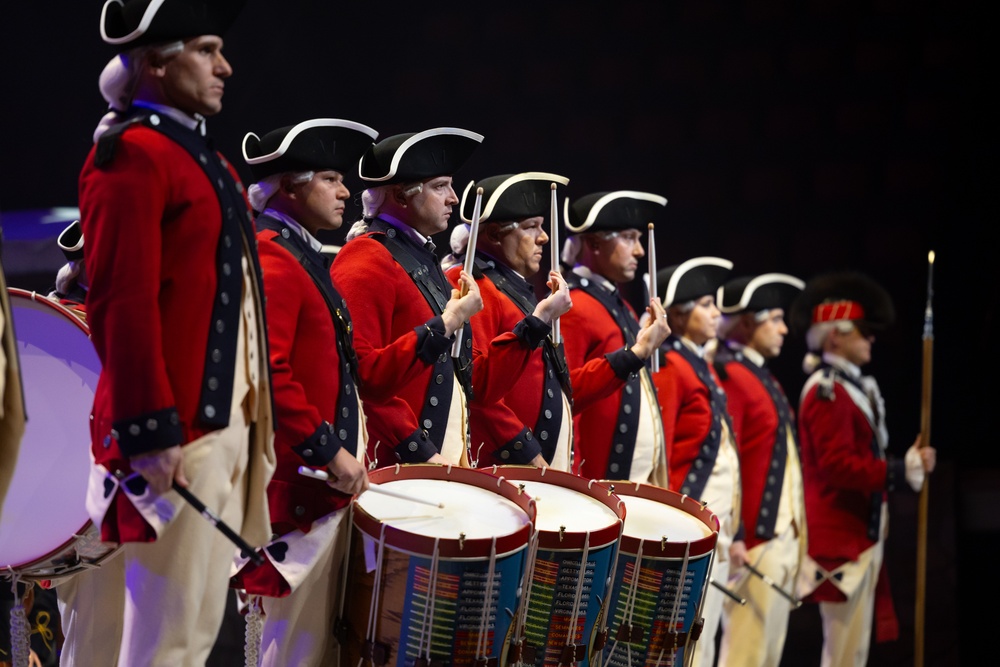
[603,540,645,667]
[362,523,390,667]
[416,537,442,663]
[664,543,693,662]
[243,594,263,667]
[566,533,592,656]
[512,528,541,659]
[475,537,500,662]
[6,573,31,667]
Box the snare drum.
[599,482,719,667]
[0,289,116,581]
[485,466,624,667]
[339,464,536,667]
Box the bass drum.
[0,289,117,581]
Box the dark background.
[1,1,991,665]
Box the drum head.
[0,291,101,572]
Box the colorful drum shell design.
[341,464,536,667]
[485,466,625,667]
[599,482,719,667]
[0,289,117,581]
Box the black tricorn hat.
[57,220,84,261]
[718,273,805,315]
[459,172,570,224]
[100,0,246,51]
[358,127,483,185]
[563,190,667,234]
[789,270,895,338]
[242,119,378,182]
[658,256,734,307]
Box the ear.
[391,186,408,206]
[145,50,169,78]
[584,234,602,252]
[483,223,503,245]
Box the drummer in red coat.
[229,119,375,666]
[331,129,485,468]
[444,173,579,469]
[713,273,807,667]
[78,1,275,663]
[654,256,737,667]
[558,191,671,483]
[790,272,935,667]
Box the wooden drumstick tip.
[928,250,935,264]
[476,186,484,195]
[647,222,654,230]
[550,182,557,190]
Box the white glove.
[904,444,925,492]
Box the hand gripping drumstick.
[743,562,801,607]
[172,482,265,566]
[297,466,445,508]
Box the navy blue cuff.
[885,457,907,492]
[113,407,184,457]
[492,427,542,464]
[292,421,344,467]
[606,348,644,380]
[514,315,551,349]
[414,316,453,364]
[394,427,440,463]
[734,523,746,542]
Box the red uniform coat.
[716,346,798,549]
[654,341,728,495]
[255,225,355,533]
[798,365,906,639]
[80,115,268,542]
[331,226,480,466]
[560,283,645,480]
[798,372,893,564]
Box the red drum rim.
[7,288,89,336]
[352,464,536,559]
[598,480,719,559]
[483,465,624,550]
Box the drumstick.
[452,187,484,358]
[743,562,802,607]
[297,466,445,508]
[172,482,265,566]
[549,182,561,345]
[711,579,746,605]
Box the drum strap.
[367,219,475,401]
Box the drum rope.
[512,526,541,659]
[664,542,693,665]
[417,537,443,662]
[362,523,390,667]
[567,532,591,651]
[6,573,31,667]
[476,537,500,661]
[243,593,263,667]
[603,539,645,667]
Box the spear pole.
[914,250,935,667]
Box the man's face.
[749,308,788,359]
[403,176,459,236]
[833,323,873,367]
[494,216,547,277]
[286,170,350,236]
[156,35,232,116]
[589,229,644,283]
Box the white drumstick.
[297,466,445,508]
